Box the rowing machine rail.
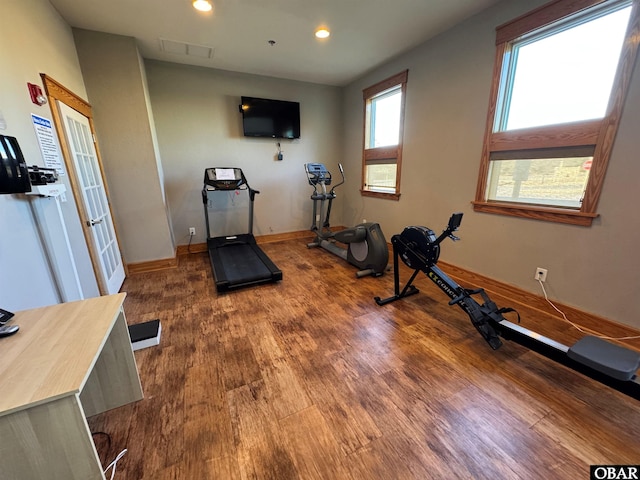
[375,213,640,401]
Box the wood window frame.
[361,70,408,201]
[473,0,640,226]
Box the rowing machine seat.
[567,336,640,381]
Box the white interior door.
[58,102,125,295]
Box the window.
[474,0,639,226]
[362,70,408,199]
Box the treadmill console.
[204,167,247,190]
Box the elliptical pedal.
[567,336,640,381]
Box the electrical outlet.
[534,267,548,282]
[189,227,196,236]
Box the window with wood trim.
[361,70,408,200]
[474,0,639,226]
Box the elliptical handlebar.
[329,163,346,195]
[331,163,345,191]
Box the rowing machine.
[375,213,640,400]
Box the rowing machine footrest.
[567,336,640,381]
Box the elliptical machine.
[305,163,388,277]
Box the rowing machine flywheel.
[394,226,440,268]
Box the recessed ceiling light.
[315,28,330,39]
[193,0,213,12]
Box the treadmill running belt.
[217,244,272,284]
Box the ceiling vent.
[160,38,214,59]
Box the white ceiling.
[48,0,501,86]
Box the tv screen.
[0,135,31,194]
[240,96,300,139]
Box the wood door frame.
[41,74,127,295]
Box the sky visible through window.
[505,6,632,131]
[371,91,401,147]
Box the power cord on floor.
[187,233,194,254]
[91,431,112,467]
[537,279,640,341]
[103,448,127,480]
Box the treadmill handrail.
[203,167,259,237]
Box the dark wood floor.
[89,239,640,479]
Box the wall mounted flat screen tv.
[240,96,300,139]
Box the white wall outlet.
[534,267,548,282]
[189,227,196,236]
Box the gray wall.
[0,0,99,311]
[144,61,342,244]
[73,30,175,264]
[341,0,640,328]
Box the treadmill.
[202,167,282,292]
